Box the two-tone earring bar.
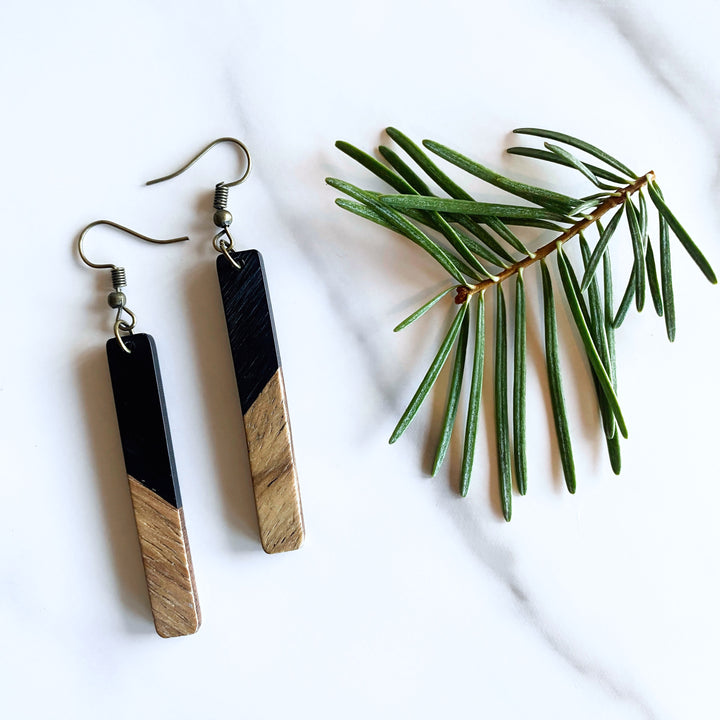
[147,139,305,554]
[78,221,201,638]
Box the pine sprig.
[326,127,716,519]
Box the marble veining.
[590,0,720,150]
[1,2,718,719]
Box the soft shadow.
[76,347,154,634]
[183,258,261,551]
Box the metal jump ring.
[113,306,137,354]
[213,228,243,270]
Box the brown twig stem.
[463,171,655,297]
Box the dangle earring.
[78,221,201,637]
[147,139,305,554]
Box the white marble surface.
[1,1,719,718]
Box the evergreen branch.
[330,127,716,518]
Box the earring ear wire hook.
[77,220,189,270]
[77,220,189,354]
[145,138,252,271]
[144,137,252,189]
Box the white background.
[1,2,719,718]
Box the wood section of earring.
[106,333,201,638]
[217,249,305,554]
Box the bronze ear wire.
[146,137,251,269]
[77,220,188,353]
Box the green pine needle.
[612,264,637,329]
[557,246,628,438]
[327,177,469,283]
[648,181,717,284]
[513,128,638,179]
[645,239,664,317]
[389,302,469,444]
[379,145,432,195]
[603,249,618,388]
[513,271,527,495]
[423,138,580,215]
[385,127,517,264]
[494,284,513,521]
[606,433,622,475]
[380,194,570,223]
[625,197,646,312]
[541,260,576,493]
[433,309,470,475]
[485,217,536,257]
[544,142,617,191]
[460,292,486,497]
[580,204,624,292]
[506,146,629,185]
[394,287,456,332]
[580,234,616,441]
[656,185,676,341]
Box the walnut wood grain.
[243,367,305,553]
[128,477,201,637]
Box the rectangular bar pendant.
[106,333,201,637]
[216,249,305,554]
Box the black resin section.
[106,333,182,509]
[217,249,281,412]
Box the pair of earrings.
[78,138,305,638]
